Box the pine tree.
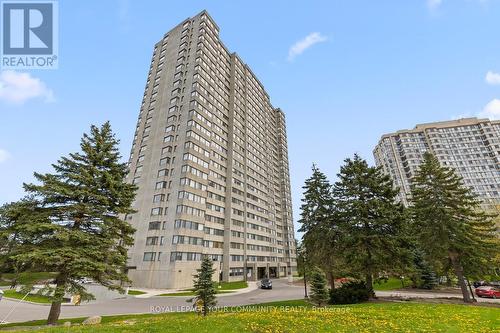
[6,122,137,324]
[192,256,217,316]
[410,152,498,303]
[309,268,329,306]
[332,154,409,296]
[298,165,340,289]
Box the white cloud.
[287,32,327,61]
[427,0,443,11]
[485,71,500,85]
[0,70,54,104]
[0,149,10,163]
[478,99,500,120]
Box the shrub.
[329,281,371,304]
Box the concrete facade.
[125,10,296,289]
[374,117,500,208]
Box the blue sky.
[1,0,500,232]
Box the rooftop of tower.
[156,10,278,109]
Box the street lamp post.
[219,260,223,286]
[303,254,308,299]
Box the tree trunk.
[366,273,375,298]
[449,252,472,303]
[47,301,62,325]
[327,270,335,290]
[47,274,66,324]
[365,244,375,298]
[466,278,476,302]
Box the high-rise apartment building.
[124,10,295,289]
[374,118,500,207]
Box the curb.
[138,281,260,298]
[2,297,72,306]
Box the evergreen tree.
[191,256,217,316]
[298,165,341,289]
[410,152,498,303]
[0,198,48,286]
[309,268,329,306]
[412,248,438,289]
[332,154,409,296]
[6,122,137,324]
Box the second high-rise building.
[374,117,500,208]
[124,10,296,289]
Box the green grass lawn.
[127,290,146,296]
[0,272,56,286]
[2,300,499,332]
[373,277,405,291]
[217,281,248,290]
[158,281,247,296]
[2,289,52,304]
[158,290,233,297]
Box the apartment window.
[172,235,203,246]
[153,194,165,203]
[146,236,159,245]
[149,221,161,230]
[206,203,225,213]
[143,252,156,261]
[155,181,167,189]
[151,207,163,216]
[205,254,223,262]
[159,157,170,166]
[157,169,168,177]
[178,190,206,204]
[183,153,209,168]
[176,204,204,217]
[174,219,204,231]
[229,268,244,276]
[205,227,224,236]
[206,215,225,224]
[170,252,202,262]
[180,177,207,191]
